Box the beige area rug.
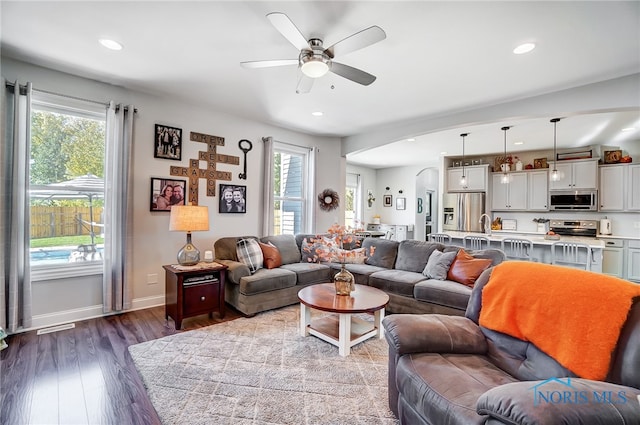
[128,305,399,425]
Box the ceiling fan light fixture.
[301,58,329,78]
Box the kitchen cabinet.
[491,172,527,210]
[599,165,625,211]
[629,164,640,211]
[627,240,640,283]
[601,239,624,278]
[549,159,598,190]
[447,165,488,192]
[528,170,549,211]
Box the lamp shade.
[169,205,209,232]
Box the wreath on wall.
[318,189,340,211]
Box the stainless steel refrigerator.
[442,192,486,232]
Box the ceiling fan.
[241,12,386,93]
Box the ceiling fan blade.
[241,59,298,69]
[330,62,377,86]
[296,74,314,94]
[267,12,310,51]
[324,26,386,59]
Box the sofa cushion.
[422,250,457,280]
[236,238,263,274]
[238,267,296,296]
[396,240,444,273]
[281,262,332,285]
[261,234,301,265]
[369,269,427,297]
[414,279,473,310]
[300,237,333,263]
[363,238,399,269]
[329,263,387,286]
[259,242,282,269]
[214,236,257,261]
[396,352,518,425]
[332,247,367,264]
[447,249,492,287]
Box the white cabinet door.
[599,165,625,211]
[627,248,640,283]
[629,164,640,211]
[508,173,528,210]
[491,174,508,209]
[601,239,624,278]
[528,170,549,210]
[572,160,598,189]
[549,162,573,190]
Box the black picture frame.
[154,124,182,161]
[219,184,246,214]
[383,194,393,207]
[150,177,186,211]
[396,197,406,210]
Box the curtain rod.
[5,81,137,113]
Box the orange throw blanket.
[479,262,640,380]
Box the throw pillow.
[332,247,367,264]
[422,249,457,280]
[301,237,332,263]
[236,238,263,274]
[259,242,282,269]
[447,249,492,287]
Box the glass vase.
[334,264,355,296]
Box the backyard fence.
[30,206,104,239]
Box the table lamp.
[169,205,209,265]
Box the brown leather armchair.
[383,265,640,424]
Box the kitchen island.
[443,230,604,273]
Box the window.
[29,92,106,278]
[345,173,361,228]
[271,143,313,235]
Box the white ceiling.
[1,1,639,168]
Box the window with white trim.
[271,143,312,235]
[29,92,106,278]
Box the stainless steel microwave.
[549,190,598,211]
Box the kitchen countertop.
[444,230,605,248]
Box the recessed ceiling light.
[407,138,415,142]
[621,127,636,132]
[99,38,123,51]
[513,42,535,55]
[514,141,524,145]
[440,151,448,155]
[311,111,323,117]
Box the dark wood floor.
[0,305,242,425]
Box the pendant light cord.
[551,118,560,172]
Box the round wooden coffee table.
[297,283,389,356]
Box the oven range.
[549,219,599,238]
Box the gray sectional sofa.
[213,233,505,316]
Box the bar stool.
[501,237,534,261]
[463,235,490,250]
[551,241,592,270]
[428,233,452,244]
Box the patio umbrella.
[30,174,105,246]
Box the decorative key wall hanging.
[238,139,252,180]
[169,131,239,205]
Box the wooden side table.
[163,262,228,330]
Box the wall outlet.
[147,273,158,285]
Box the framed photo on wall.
[396,197,406,210]
[219,184,246,214]
[150,177,186,211]
[154,124,182,161]
[383,194,393,207]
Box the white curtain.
[103,102,135,312]
[0,80,32,333]
[262,136,274,237]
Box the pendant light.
[459,133,469,187]
[500,126,511,184]
[550,118,562,182]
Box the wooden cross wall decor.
[169,131,239,205]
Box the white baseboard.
[22,295,165,334]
